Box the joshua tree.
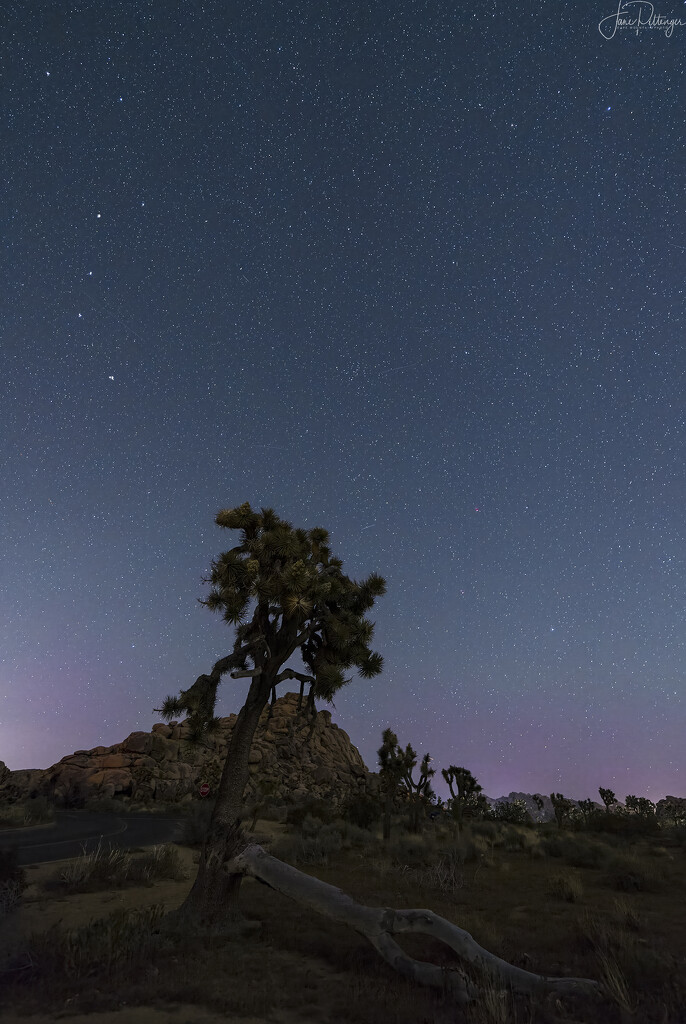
[442,766,485,835]
[377,728,407,841]
[532,794,545,820]
[598,786,617,814]
[379,732,435,833]
[154,503,386,935]
[550,792,575,829]
[625,795,656,819]
[577,798,596,826]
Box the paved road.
[0,810,187,866]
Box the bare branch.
[226,845,601,1005]
[229,668,263,679]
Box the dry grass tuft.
[546,871,584,903]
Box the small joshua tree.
[441,766,486,836]
[625,795,656,819]
[377,728,406,841]
[379,731,435,834]
[550,792,575,829]
[577,798,596,826]
[531,794,545,822]
[598,786,617,815]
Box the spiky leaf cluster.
[377,728,407,794]
[442,765,482,802]
[153,673,224,744]
[598,786,617,812]
[155,503,386,740]
[203,504,386,704]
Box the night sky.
[3,2,685,804]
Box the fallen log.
[226,844,601,1006]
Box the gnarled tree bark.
[226,844,601,1007]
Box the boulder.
[656,795,686,823]
[0,692,380,811]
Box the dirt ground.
[3,822,314,1024]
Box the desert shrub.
[275,817,343,866]
[575,910,679,1017]
[0,796,56,829]
[546,871,583,903]
[260,802,288,823]
[541,834,565,858]
[0,878,25,918]
[285,797,334,828]
[56,780,88,810]
[388,834,438,869]
[336,820,377,850]
[0,847,27,891]
[613,897,642,932]
[81,796,131,815]
[588,811,659,838]
[671,824,686,847]
[21,903,167,980]
[499,824,535,852]
[563,837,609,869]
[469,820,498,843]
[268,834,299,863]
[489,799,532,826]
[603,854,654,893]
[0,845,29,918]
[16,795,56,826]
[444,835,489,866]
[418,857,465,897]
[122,844,188,886]
[339,792,381,830]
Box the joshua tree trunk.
[383,790,392,841]
[160,676,271,936]
[410,795,423,834]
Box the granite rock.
[0,693,380,810]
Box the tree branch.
[229,668,263,679]
[275,668,316,686]
[225,845,601,1006]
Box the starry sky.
[2,2,685,804]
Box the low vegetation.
[0,794,56,829]
[1,792,685,1023]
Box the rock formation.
[0,693,378,811]
[656,795,686,823]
